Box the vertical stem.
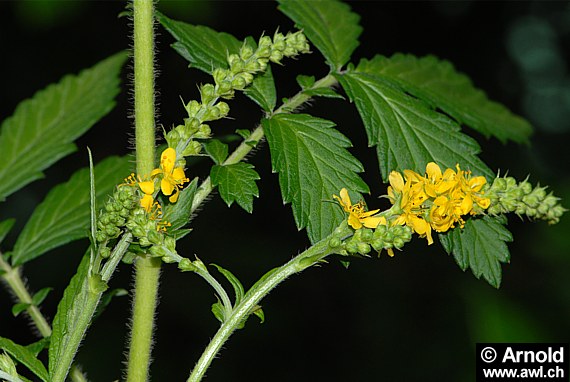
[127,0,160,381]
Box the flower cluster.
[166,30,310,157]
[387,162,490,245]
[484,176,565,224]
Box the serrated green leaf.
[278,0,362,69]
[263,114,369,243]
[244,65,277,112]
[211,264,245,305]
[297,74,316,89]
[11,303,30,317]
[0,337,48,382]
[356,54,532,144]
[337,71,493,181]
[203,139,229,165]
[163,177,198,231]
[49,253,98,381]
[10,156,131,266]
[210,163,260,213]
[0,53,126,202]
[157,12,240,72]
[158,13,275,109]
[302,87,344,99]
[31,287,53,306]
[0,219,15,246]
[439,216,512,288]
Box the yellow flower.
[333,188,384,230]
[138,180,155,212]
[151,148,189,203]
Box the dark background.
[1,1,569,381]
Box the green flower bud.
[240,44,254,60]
[329,237,342,248]
[182,140,202,157]
[345,241,358,254]
[245,60,261,72]
[195,124,211,139]
[228,54,241,68]
[179,258,197,272]
[357,242,371,255]
[100,247,111,259]
[147,229,163,245]
[360,228,373,242]
[257,58,268,71]
[216,101,230,117]
[149,245,168,258]
[218,81,234,98]
[269,50,284,63]
[371,239,385,251]
[165,236,176,251]
[231,75,247,90]
[200,84,216,104]
[283,47,297,57]
[258,35,272,49]
[185,100,202,117]
[213,68,229,86]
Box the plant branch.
[190,73,339,214]
[186,221,352,382]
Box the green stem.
[191,73,338,213]
[0,253,52,337]
[127,0,159,381]
[187,222,352,382]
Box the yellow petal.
[161,147,177,174]
[476,197,491,209]
[404,169,423,183]
[140,194,154,212]
[138,180,155,195]
[461,194,473,214]
[339,188,352,208]
[426,162,442,180]
[348,213,363,229]
[169,189,179,203]
[172,167,187,184]
[362,216,383,229]
[151,168,162,178]
[389,171,404,193]
[161,178,174,196]
[469,176,487,192]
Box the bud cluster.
[340,224,413,257]
[485,176,566,224]
[166,30,310,156]
[95,185,138,243]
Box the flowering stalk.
[127,0,160,380]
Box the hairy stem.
[127,0,159,381]
[0,253,52,337]
[187,222,352,382]
[191,73,338,214]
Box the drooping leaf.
[278,0,362,69]
[439,216,512,288]
[211,264,245,305]
[263,114,369,243]
[0,53,126,202]
[0,219,15,246]
[11,156,131,266]
[356,54,532,143]
[157,13,275,109]
[31,287,53,306]
[163,177,198,231]
[11,303,30,317]
[244,66,277,112]
[210,163,260,213]
[0,337,48,382]
[251,305,265,324]
[203,139,229,165]
[337,71,493,181]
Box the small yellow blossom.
[333,188,384,230]
[386,162,491,245]
[122,173,156,212]
[151,148,189,203]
